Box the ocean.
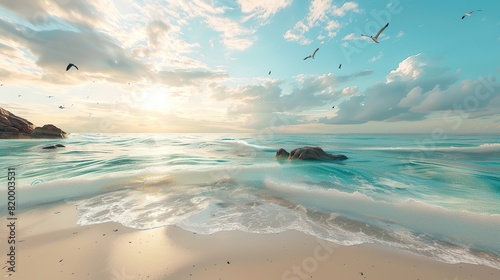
[1,133,499,268]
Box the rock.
[276,146,348,161]
[0,107,36,138]
[42,144,65,149]
[42,145,58,149]
[31,124,67,139]
[0,107,67,139]
[276,148,290,159]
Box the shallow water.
[1,133,499,268]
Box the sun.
[139,87,172,112]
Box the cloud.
[369,52,383,62]
[146,20,171,49]
[307,0,332,25]
[284,0,361,44]
[238,0,292,23]
[0,1,225,87]
[341,32,362,41]
[341,86,358,96]
[0,0,101,27]
[283,21,311,45]
[325,20,341,37]
[320,54,500,125]
[332,2,362,17]
[156,70,228,87]
[210,70,373,129]
[205,16,256,50]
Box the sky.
[0,0,499,134]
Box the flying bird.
[462,10,482,19]
[66,63,79,71]
[304,48,319,60]
[48,95,53,98]
[268,71,271,75]
[361,23,389,43]
[18,95,21,97]
[59,105,65,109]
[338,64,342,69]
[332,106,335,109]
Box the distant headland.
[0,107,67,139]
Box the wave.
[355,143,500,153]
[67,175,500,269]
[265,180,500,252]
[216,138,274,150]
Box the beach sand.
[1,204,499,280]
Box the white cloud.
[325,20,341,37]
[307,0,333,26]
[238,0,292,22]
[332,2,362,17]
[369,52,383,62]
[320,54,500,125]
[284,0,361,44]
[341,86,358,96]
[283,21,311,45]
[341,32,362,41]
[397,31,405,38]
[386,53,427,82]
[206,16,255,50]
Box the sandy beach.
[0,203,498,280]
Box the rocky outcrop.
[0,107,67,139]
[0,107,36,138]
[276,146,348,161]
[31,124,67,139]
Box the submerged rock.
[276,146,347,161]
[42,144,66,149]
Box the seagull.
[338,64,342,69]
[66,63,79,71]
[59,105,65,109]
[462,10,482,19]
[304,48,319,60]
[268,71,271,75]
[361,23,389,43]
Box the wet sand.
[1,203,499,280]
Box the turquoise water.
[1,133,499,268]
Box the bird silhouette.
[66,63,79,71]
[462,10,482,19]
[268,71,271,75]
[59,105,65,109]
[304,48,319,60]
[338,64,342,69]
[361,23,389,43]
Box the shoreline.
[1,203,499,279]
